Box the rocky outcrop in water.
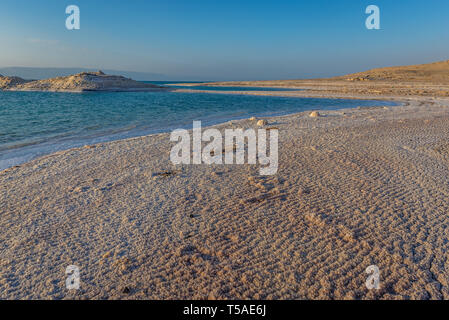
[0,75,30,90]
[3,71,167,92]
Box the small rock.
[122,287,131,294]
[102,251,112,260]
[257,119,268,126]
[309,111,320,118]
[249,117,256,121]
[298,187,310,195]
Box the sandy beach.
[3,0,449,306]
[2,87,449,299]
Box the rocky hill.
[0,75,30,89]
[4,71,166,92]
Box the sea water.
[0,85,397,170]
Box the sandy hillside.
[2,96,449,299]
[175,60,449,98]
[332,60,449,83]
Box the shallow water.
[0,88,397,170]
[172,85,301,92]
[150,81,303,91]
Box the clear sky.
[0,0,448,80]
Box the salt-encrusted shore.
[2,90,449,299]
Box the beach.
[2,0,449,305]
[2,89,449,299]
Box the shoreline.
[170,78,449,98]
[2,93,449,299]
[0,92,398,172]
[173,87,421,101]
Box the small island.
[0,71,167,92]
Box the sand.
[2,91,449,299]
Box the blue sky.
[0,0,448,80]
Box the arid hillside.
[178,60,449,97]
[333,60,449,83]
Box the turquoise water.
[174,85,302,91]
[0,88,397,170]
[154,83,302,92]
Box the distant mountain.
[0,67,169,81]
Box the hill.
[6,71,166,92]
[181,60,449,97]
[332,60,449,83]
[0,67,167,81]
[0,75,30,89]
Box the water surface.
[0,89,397,170]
